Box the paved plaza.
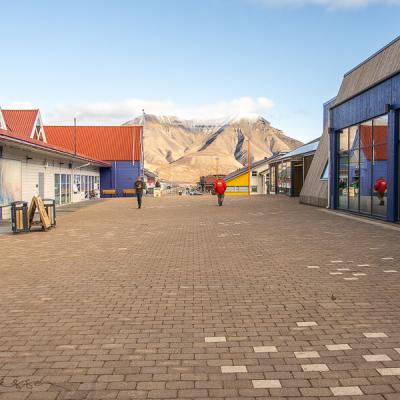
[1,195,400,400]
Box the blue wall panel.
[100,161,142,197]
[331,79,392,130]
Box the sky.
[1,0,400,142]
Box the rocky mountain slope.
[124,114,302,183]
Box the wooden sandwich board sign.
[28,196,52,231]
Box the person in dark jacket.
[134,176,145,209]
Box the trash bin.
[11,201,29,233]
[43,199,56,227]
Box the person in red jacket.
[213,179,227,206]
[374,177,387,206]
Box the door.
[293,164,303,197]
[38,172,44,198]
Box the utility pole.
[247,138,251,196]
[74,117,77,156]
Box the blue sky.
[1,0,400,142]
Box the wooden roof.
[335,36,400,106]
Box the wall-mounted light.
[384,104,392,113]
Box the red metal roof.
[2,109,39,137]
[0,127,110,166]
[44,125,142,161]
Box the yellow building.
[225,169,250,196]
[225,159,272,195]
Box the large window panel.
[359,147,372,214]
[373,115,388,146]
[349,125,360,151]
[360,120,372,149]
[338,153,349,210]
[372,144,388,218]
[339,129,349,152]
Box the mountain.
[124,114,303,183]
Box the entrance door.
[38,172,45,198]
[293,164,303,197]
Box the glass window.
[337,116,389,218]
[74,175,81,192]
[252,171,257,177]
[277,162,291,195]
[348,147,360,212]
[339,128,349,152]
[373,115,388,146]
[55,174,60,205]
[251,186,258,193]
[320,161,329,180]
[338,152,349,210]
[359,147,372,214]
[372,144,388,218]
[270,166,276,193]
[67,175,71,203]
[349,125,359,151]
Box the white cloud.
[35,96,274,125]
[5,101,36,109]
[253,0,400,8]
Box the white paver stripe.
[337,268,350,271]
[363,354,391,362]
[377,368,400,376]
[308,266,320,269]
[331,260,343,263]
[205,336,226,343]
[344,277,358,281]
[363,332,388,338]
[384,270,398,273]
[221,366,247,373]
[295,351,320,359]
[296,321,318,327]
[382,257,394,260]
[326,344,351,351]
[301,364,329,372]
[353,273,366,276]
[252,379,282,389]
[395,348,400,354]
[331,386,363,396]
[330,272,343,275]
[357,264,370,267]
[253,346,277,353]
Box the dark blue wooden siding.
[100,161,141,197]
[331,74,400,130]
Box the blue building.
[45,125,144,197]
[327,36,400,222]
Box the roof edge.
[344,35,400,78]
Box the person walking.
[134,176,145,209]
[213,178,227,206]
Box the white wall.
[1,143,100,220]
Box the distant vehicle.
[189,190,203,196]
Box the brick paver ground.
[0,195,400,400]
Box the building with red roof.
[44,125,143,196]
[0,108,143,220]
